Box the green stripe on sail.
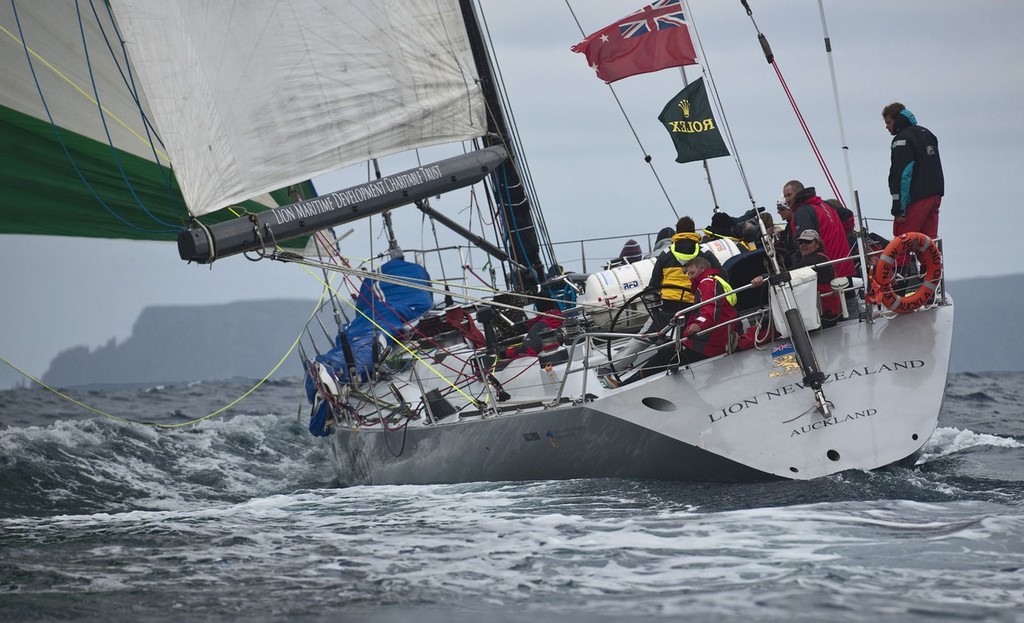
[0,106,309,248]
[1,104,184,239]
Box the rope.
[7,0,181,234]
[293,261,486,409]
[0,292,327,428]
[739,2,845,207]
[563,0,678,220]
[769,61,845,206]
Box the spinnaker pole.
[177,147,508,264]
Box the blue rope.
[92,0,183,216]
[73,0,178,228]
[9,0,179,234]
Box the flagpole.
[682,0,758,214]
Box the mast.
[458,0,546,293]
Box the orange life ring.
[866,232,943,314]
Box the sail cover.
[304,258,433,424]
[108,0,488,218]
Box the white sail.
[0,3,164,164]
[109,0,487,217]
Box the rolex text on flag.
[657,77,729,164]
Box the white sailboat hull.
[322,300,953,485]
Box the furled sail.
[108,0,488,218]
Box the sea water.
[1,373,1023,622]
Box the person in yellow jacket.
[647,216,721,330]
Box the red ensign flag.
[571,0,698,83]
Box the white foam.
[920,426,1022,462]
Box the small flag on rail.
[571,0,698,83]
[657,77,729,164]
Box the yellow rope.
[0,21,172,166]
[0,286,331,429]
[0,248,499,427]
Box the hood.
[794,186,823,207]
[671,231,701,244]
[656,227,676,243]
[670,232,702,263]
[893,108,917,132]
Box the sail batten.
[109,0,487,217]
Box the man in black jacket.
[883,102,943,242]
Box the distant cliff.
[26,276,1024,388]
[41,300,320,388]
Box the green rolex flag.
[658,77,729,164]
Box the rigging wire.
[91,0,183,216]
[682,0,757,212]
[473,0,560,271]
[813,0,872,290]
[679,64,721,211]
[291,260,487,409]
[814,0,856,210]
[284,252,564,325]
[738,0,845,207]
[281,212,521,396]
[563,0,679,220]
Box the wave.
[2,482,1021,622]
[0,414,332,519]
[2,372,1023,521]
[922,426,1023,461]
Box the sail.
[108,0,488,218]
[0,2,313,241]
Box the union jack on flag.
[619,0,688,38]
[771,341,795,358]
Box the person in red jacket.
[505,297,563,359]
[824,198,857,251]
[613,256,737,386]
[782,180,854,279]
[681,256,738,360]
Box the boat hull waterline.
[323,302,953,486]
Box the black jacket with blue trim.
[888,109,944,217]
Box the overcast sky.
[2,0,1022,387]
